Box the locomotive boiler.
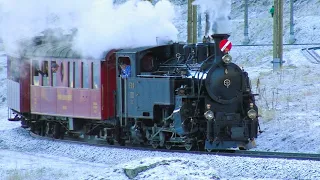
[7,33,258,151]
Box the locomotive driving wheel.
[165,144,172,150]
[184,143,193,151]
[206,149,212,152]
[151,141,159,149]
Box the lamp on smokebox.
[219,39,233,64]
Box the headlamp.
[222,54,232,64]
[247,109,257,119]
[204,110,214,120]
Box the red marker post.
[219,39,232,53]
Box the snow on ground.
[2,119,320,180]
[231,45,320,153]
[1,0,320,179]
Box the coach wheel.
[53,123,61,139]
[118,139,126,146]
[40,122,46,136]
[107,138,115,145]
[152,143,159,149]
[165,144,172,150]
[184,143,193,151]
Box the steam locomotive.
[7,33,259,151]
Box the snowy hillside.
[1,0,320,179]
[171,0,320,44]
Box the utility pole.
[272,0,284,71]
[205,12,210,36]
[192,3,198,43]
[289,0,295,44]
[187,0,193,43]
[197,11,202,42]
[243,0,250,45]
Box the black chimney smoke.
[211,34,230,64]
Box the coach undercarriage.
[17,111,256,152]
[20,113,207,151]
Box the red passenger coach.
[7,43,117,123]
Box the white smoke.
[0,0,178,58]
[193,0,231,35]
[73,0,178,58]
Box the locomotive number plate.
[129,82,135,89]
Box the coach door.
[101,50,117,120]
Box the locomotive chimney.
[211,34,230,64]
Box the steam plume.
[193,0,231,35]
[0,0,178,58]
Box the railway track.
[301,47,320,64]
[29,130,320,162]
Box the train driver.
[119,61,131,78]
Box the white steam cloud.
[0,0,178,58]
[193,0,231,35]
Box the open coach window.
[32,60,40,86]
[92,61,100,89]
[42,61,49,86]
[51,61,59,86]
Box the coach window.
[32,60,40,86]
[42,61,49,86]
[74,61,81,88]
[82,61,89,88]
[51,61,58,86]
[69,62,74,88]
[92,61,100,89]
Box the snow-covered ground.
[1,0,320,179]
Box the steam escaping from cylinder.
[192,0,231,36]
[0,0,178,58]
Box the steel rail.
[29,131,320,162]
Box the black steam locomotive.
[7,33,258,151]
[115,34,258,151]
